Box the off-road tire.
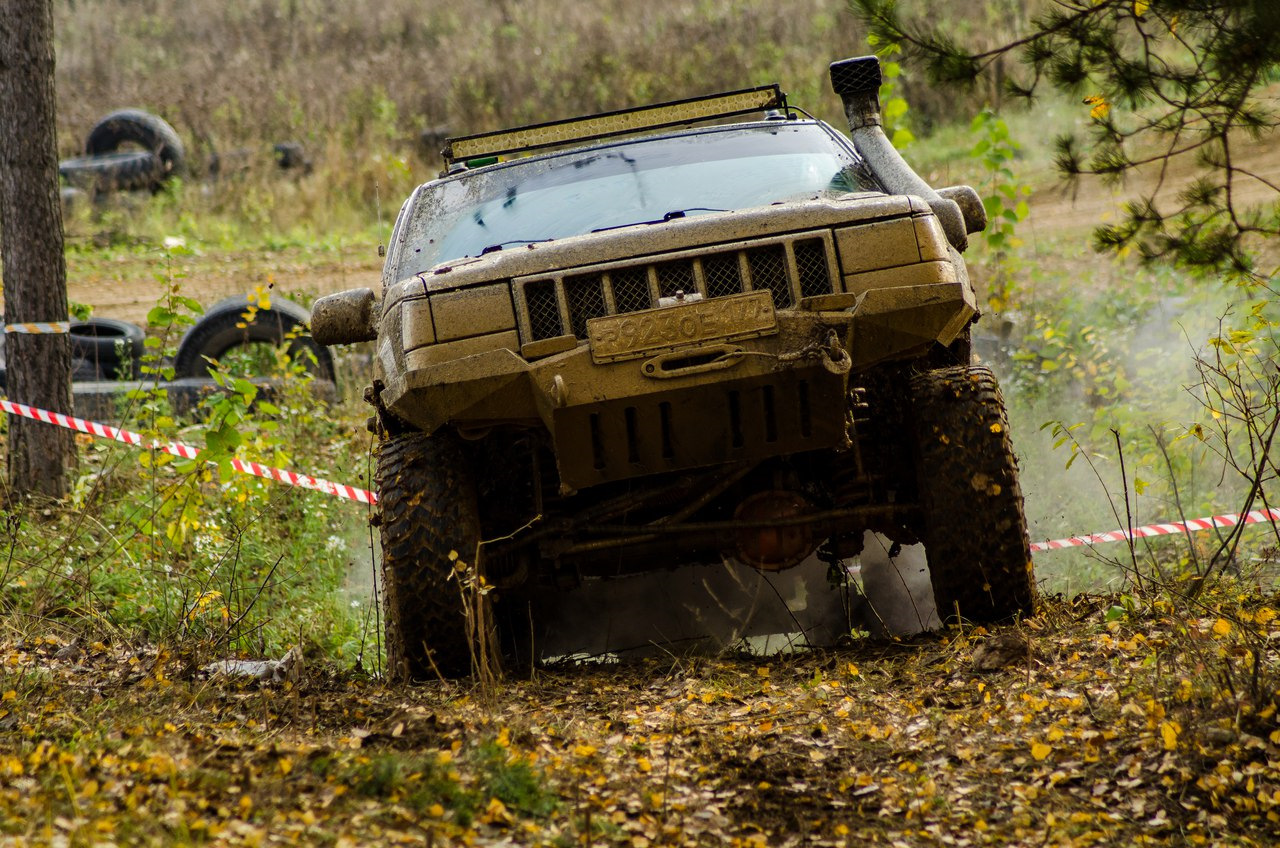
[85,109,186,178]
[376,431,480,682]
[59,151,162,193]
[173,295,336,382]
[911,365,1035,624]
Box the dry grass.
[50,0,1033,241]
[54,0,862,162]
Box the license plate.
[587,290,777,363]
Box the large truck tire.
[376,431,481,681]
[911,365,1036,624]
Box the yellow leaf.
[278,757,293,776]
[1134,0,1149,15]
[573,744,597,757]
[1212,618,1231,637]
[1,691,14,702]
[1160,721,1180,751]
[1256,607,1276,625]
[428,803,445,817]
[637,756,652,773]
[1084,94,1110,119]
[484,797,512,824]
[1030,742,1052,761]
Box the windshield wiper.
[591,208,728,233]
[478,238,553,256]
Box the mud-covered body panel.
[375,186,975,491]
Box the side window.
[381,195,416,290]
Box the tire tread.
[911,365,1036,623]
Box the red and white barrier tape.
[3,397,1277,549]
[4,322,70,334]
[0,397,376,505]
[1030,508,1280,552]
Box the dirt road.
[59,243,382,327]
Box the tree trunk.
[0,0,75,500]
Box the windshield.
[392,122,878,276]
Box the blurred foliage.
[855,0,1280,275]
[0,269,372,662]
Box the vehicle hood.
[383,192,929,307]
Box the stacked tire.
[59,109,185,195]
[172,296,336,382]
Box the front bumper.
[379,278,973,490]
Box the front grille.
[564,274,606,338]
[516,232,835,344]
[611,266,652,314]
[525,279,562,339]
[794,239,831,298]
[702,253,743,299]
[746,244,791,308]
[655,260,696,298]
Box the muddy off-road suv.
[312,56,1037,680]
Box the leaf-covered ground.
[2,592,1278,846]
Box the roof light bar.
[443,85,786,165]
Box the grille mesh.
[794,239,832,298]
[702,254,743,299]
[564,274,606,338]
[611,267,652,314]
[747,244,792,308]
[525,280,562,340]
[655,261,696,298]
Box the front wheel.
[911,365,1036,624]
[376,431,481,681]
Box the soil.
[0,592,1276,845]
[61,243,382,328]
